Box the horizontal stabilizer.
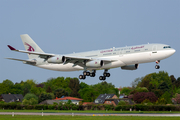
[7,45,17,51]
[5,58,36,64]
[7,45,56,59]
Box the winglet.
[7,45,16,50]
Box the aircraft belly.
[37,64,83,71]
[101,60,126,69]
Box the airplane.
[6,34,176,80]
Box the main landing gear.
[155,60,160,69]
[79,69,110,81]
[99,69,110,81]
[79,70,96,80]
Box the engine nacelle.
[47,56,66,64]
[86,60,104,68]
[121,64,138,70]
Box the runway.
[0,112,180,116]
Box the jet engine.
[47,56,66,64]
[121,64,138,70]
[86,60,104,68]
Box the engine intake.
[121,64,138,70]
[86,60,104,68]
[47,56,66,64]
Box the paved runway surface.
[0,112,180,116]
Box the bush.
[48,105,56,110]
[53,102,58,105]
[24,93,38,101]
[0,101,5,104]
[24,105,34,110]
[34,105,45,110]
[133,92,158,103]
[72,104,78,110]
[22,98,38,105]
[115,105,133,111]
[104,104,114,110]
[16,104,23,110]
[118,100,127,105]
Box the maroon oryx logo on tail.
[25,42,35,52]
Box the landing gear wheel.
[90,73,95,77]
[83,71,87,76]
[79,75,86,79]
[99,76,106,80]
[155,65,160,69]
[104,73,110,77]
[86,72,90,76]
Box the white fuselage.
[35,43,175,71]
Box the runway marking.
[0,112,180,116]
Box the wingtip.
[7,45,16,50]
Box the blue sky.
[0,0,179,88]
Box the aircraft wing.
[64,55,116,62]
[62,55,117,67]
[7,45,117,67]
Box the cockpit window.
[163,46,171,49]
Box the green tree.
[176,88,180,94]
[30,86,45,96]
[120,87,132,95]
[160,91,172,104]
[131,77,144,88]
[158,81,169,93]
[0,79,14,94]
[39,93,54,103]
[23,93,38,101]
[54,88,69,98]
[170,75,176,84]
[22,98,38,105]
[21,80,36,96]
[43,77,71,93]
[137,71,172,95]
[175,77,180,88]
[118,100,127,105]
[12,83,23,94]
[69,78,80,97]
[78,88,98,102]
[130,87,149,94]
[79,82,89,89]
[92,81,118,95]
[46,86,52,93]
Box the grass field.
[0,115,180,120]
[0,110,180,114]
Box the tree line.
[0,71,180,105]
[121,71,180,104]
[0,77,118,104]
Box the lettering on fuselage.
[100,45,146,54]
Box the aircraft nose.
[173,49,176,54]
[167,49,176,56]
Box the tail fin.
[20,34,44,59]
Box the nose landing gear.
[155,60,160,69]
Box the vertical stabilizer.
[20,34,44,59]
